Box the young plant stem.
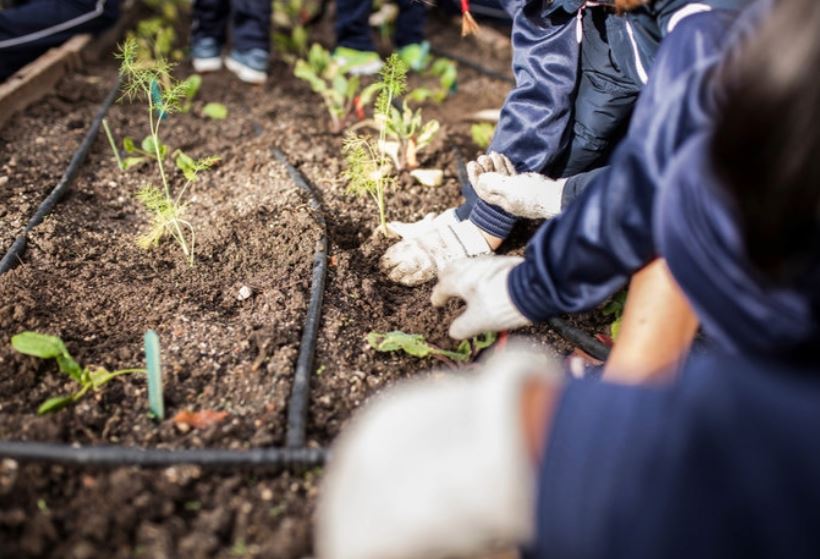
[374,92,394,231]
[147,92,192,264]
[102,118,125,170]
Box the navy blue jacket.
[0,0,119,80]
[508,0,820,361]
[471,0,750,238]
[529,353,820,558]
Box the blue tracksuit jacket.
[508,0,820,362]
[529,352,820,558]
[463,0,750,238]
[0,0,119,80]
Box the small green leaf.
[174,150,198,181]
[141,135,167,158]
[367,331,432,358]
[202,102,228,120]
[37,394,75,415]
[181,74,202,101]
[123,137,139,154]
[473,331,498,351]
[470,123,495,150]
[122,156,147,170]
[12,332,67,359]
[12,332,83,381]
[144,330,164,420]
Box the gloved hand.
[386,208,460,239]
[380,220,492,286]
[315,343,560,559]
[432,255,531,339]
[475,172,567,219]
[385,153,514,240]
[467,151,517,188]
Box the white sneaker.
[225,48,269,84]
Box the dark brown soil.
[0,12,608,559]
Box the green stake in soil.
[144,330,164,420]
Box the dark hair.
[711,0,820,282]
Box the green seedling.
[180,74,202,113]
[471,122,495,150]
[294,44,381,132]
[142,0,187,22]
[202,102,228,120]
[273,0,309,62]
[342,134,394,234]
[367,330,497,364]
[127,16,183,72]
[379,100,440,170]
[109,36,220,265]
[342,54,408,231]
[11,332,144,415]
[602,290,628,340]
[405,58,459,104]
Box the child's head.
[712,0,820,283]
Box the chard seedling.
[273,0,310,62]
[470,122,495,150]
[11,332,144,415]
[109,37,220,265]
[294,44,381,132]
[379,100,440,170]
[367,330,497,364]
[405,58,459,104]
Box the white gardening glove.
[315,343,560,559]
[384,152,515,240]
[432,255,531,339]
[380,220,492,286]
[467,151,517,188]
[386,208,460,239]
[475,172,567,219]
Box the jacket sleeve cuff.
[469,200,518,239]
[508,260,557,322]
[561,166,609,210]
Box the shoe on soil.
[225,48,269,84]
[332,46,384,76]
[191,36,223,73]
[397,41,431,72]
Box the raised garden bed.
[0,13,609,558]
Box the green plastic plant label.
[144,330,164,420]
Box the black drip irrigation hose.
[454,155,612,362]
[430,45,515,85]
[271,148,329,449]
[0,104,329,467]
[0,443,327,468]
[0,79,121,276]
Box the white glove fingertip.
[502,155,517,176]
[477,154,493,174]
[449,310,480,340]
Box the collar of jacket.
[541,0,617,14]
